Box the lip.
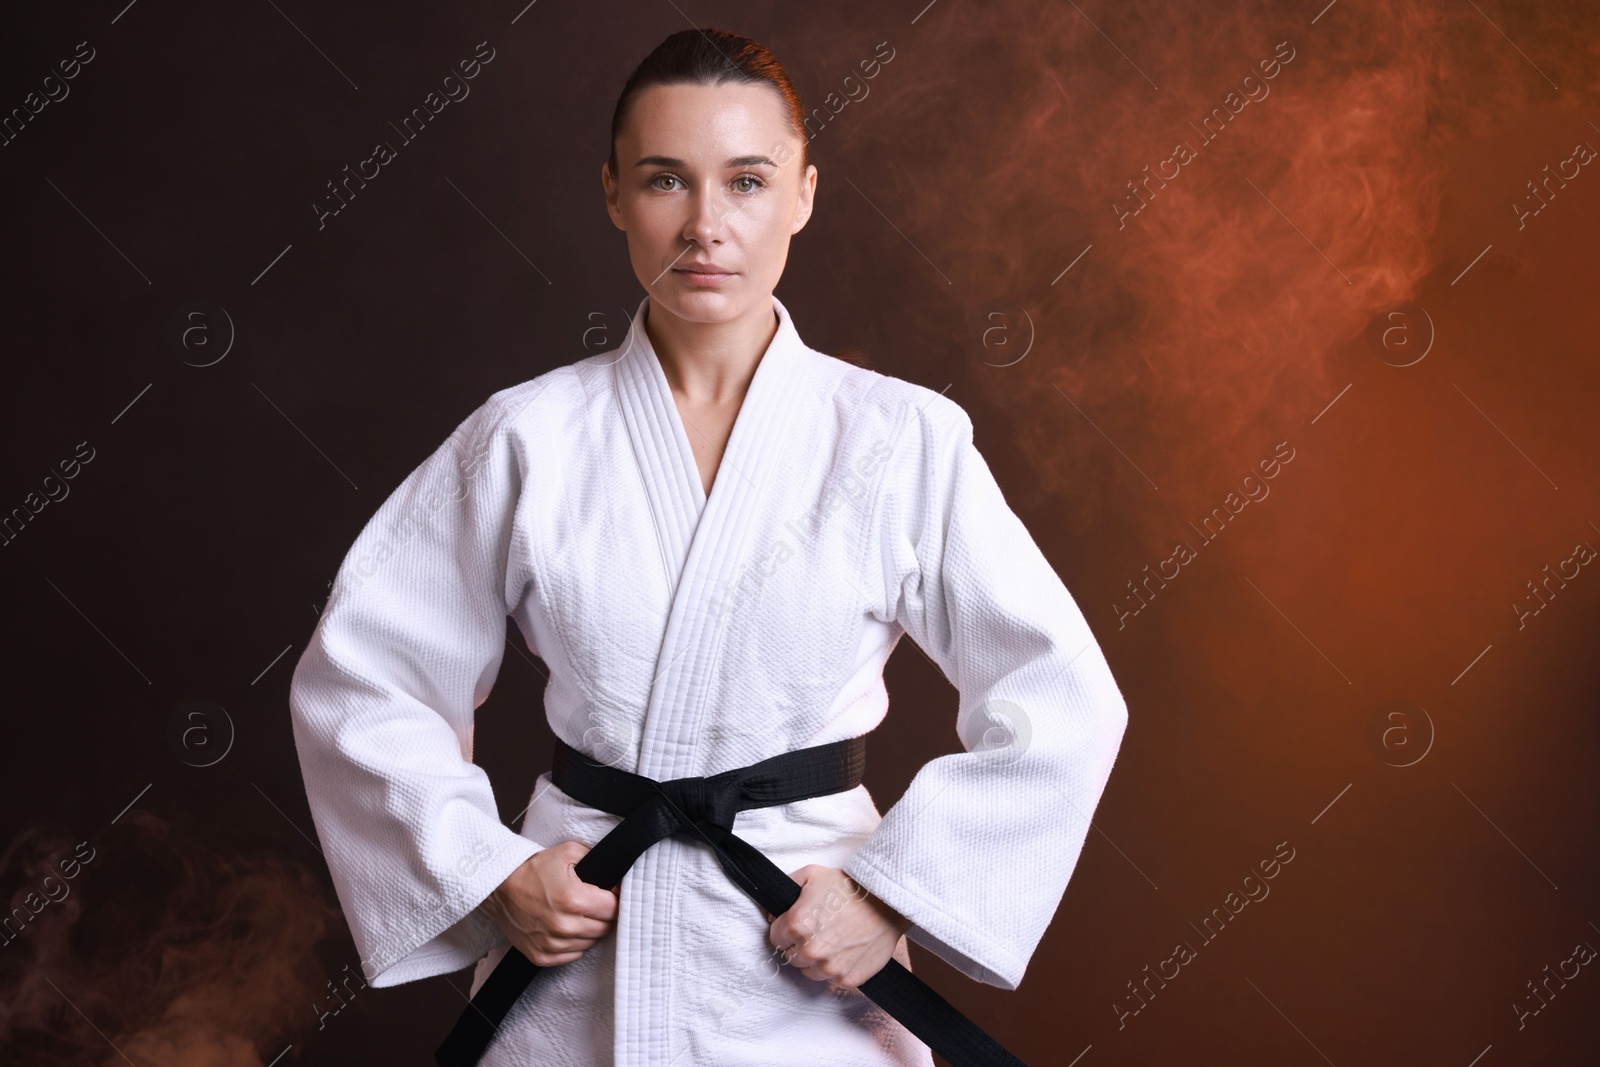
[672,264,736,286]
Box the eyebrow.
[633,155,778,169]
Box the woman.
[288,26,1129,1067]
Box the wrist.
[850,875,912,934]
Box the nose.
[682,184,731,246]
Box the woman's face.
[604,80,816,327]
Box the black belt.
[435,735,1029,1066]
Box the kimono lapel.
[611,294,708,609]
[612,292,810,780]
[608,292,811,1065]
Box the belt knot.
[656,769,741,831]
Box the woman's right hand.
[482,840,620,966]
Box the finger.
[537,931,607,953]
[527,948,583,967]
[563,857,624,908]
[568,885,620,922]
[796,960,829,983]
[536,842,587,872]
[549,914,614,941]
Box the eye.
[648,173,684,192]
[732,174,767,195]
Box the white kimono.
[288,292,1129,1066]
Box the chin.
[652,286,753,323]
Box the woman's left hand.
[764,865,913,991]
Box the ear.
[791,163,817,234]
[602,161,625,231]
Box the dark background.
[2,1,1597,1064]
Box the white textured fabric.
[288,293,1130,1066]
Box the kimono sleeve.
[288,390,546,989]
[843,399,1130,991]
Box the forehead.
[623,81,796,160]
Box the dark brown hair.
[607,28,811,180]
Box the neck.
[645,297,780,406]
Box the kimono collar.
[612,288,808,513]
[611,292,816,778]
[616,290,804,407]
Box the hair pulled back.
[607,28,810,179]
